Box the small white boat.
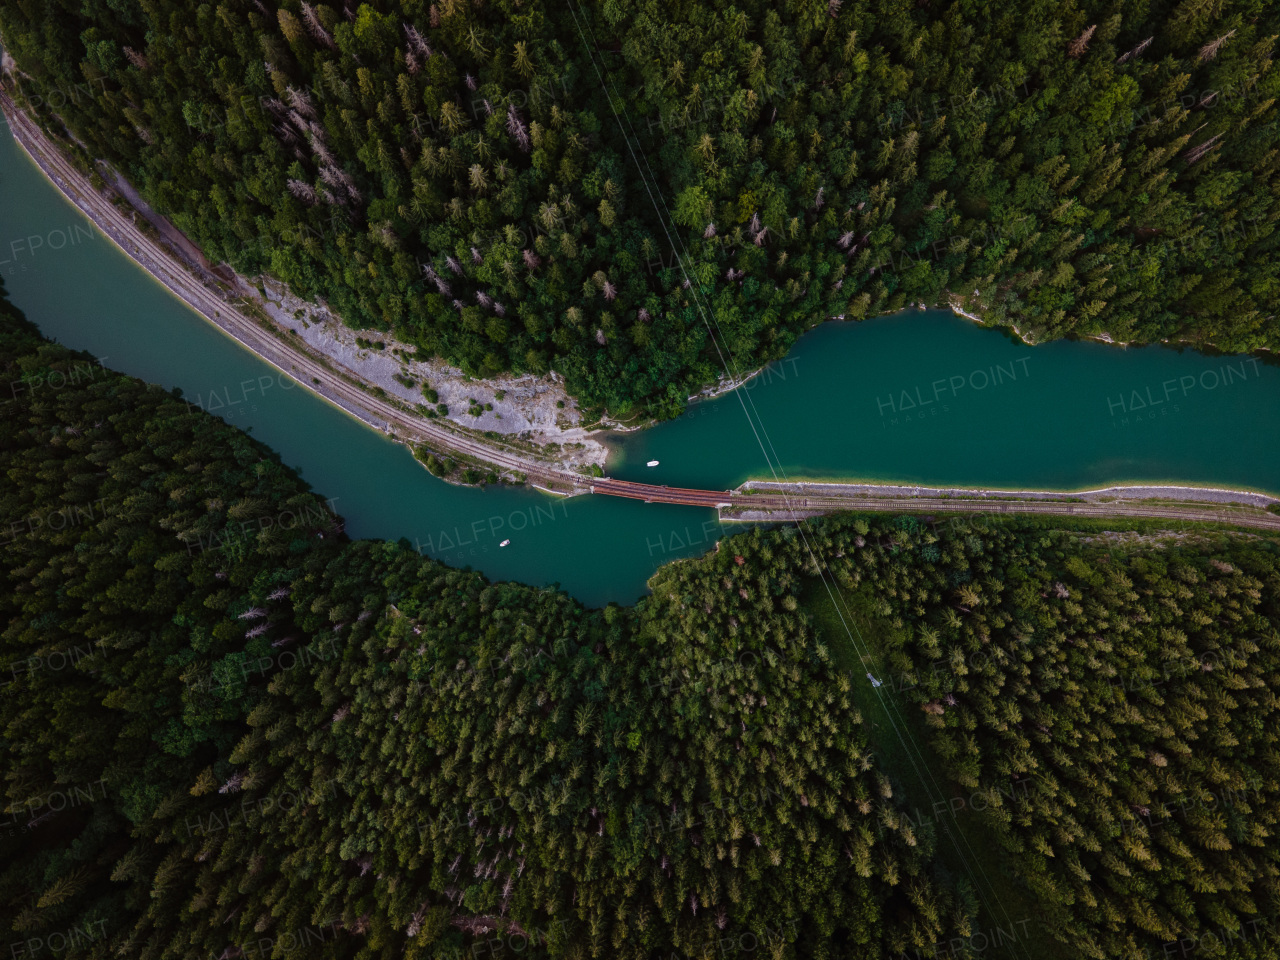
[867,673,883,688]
[647,460,660,467]
[499,539,510,547]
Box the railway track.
[7,91,1279,537]
[591,480,1280,532]
[0,89,589,493]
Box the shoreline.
[946,293,1039,345]
[688,364,772,402]
[4,86,1277,525]
[99,157,608,456]
[740,480,1280,509]
[945,292,1276,356]
[0,85,604,493]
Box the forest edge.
[4,84,1280,536]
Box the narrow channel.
[0,128,722,607]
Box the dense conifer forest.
[1,0,1277,417]
[3,284,1280,958]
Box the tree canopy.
[1,0,1276,418]
[2,284,1280,959]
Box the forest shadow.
[802,580,1073,960]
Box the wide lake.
[3,126,1278,606]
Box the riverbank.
[93,159,607,452]
[721,495,1280,532]
[586,477,1280,533]
[7,84,1279,533]
[945,292,1040,345]
[740,480,1280,509]
[0,85,607,490]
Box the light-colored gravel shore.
[247,276,609,461]
[3,89,606,473]
[0,87,606,487]
[7,81,1274,523]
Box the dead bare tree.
[1199,29,1236,62]
[1068,24,1097,59]
[1116,36,1153,65]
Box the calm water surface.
[614,306,1280,493]
[0,129,721,606]
[3,126,1278,609]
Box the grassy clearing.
[803,581,1071,960]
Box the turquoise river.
[3,126,1279,606]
